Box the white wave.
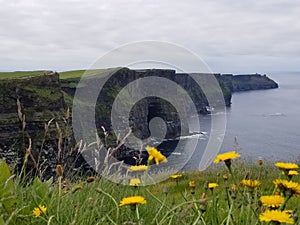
[171,152,182,155]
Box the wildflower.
[119,196,146,207]
[72,185,83,193]
[189,180,196,194]
[214,151,240,164]
[146,146,167,165]
[230,184,238,199]
[55,164,63,177]
[260,195,285,208]
[214,151,240,172]
[129,178,141,186]
[128,165,148,172]
[189,180,196,188]
[86,176,95,183]
[33,205,47,217]
[275,162,299,175]
[287,170,299,180]
[208,183,218,190]
[259,210,294,224]
[170,174,182,179]
[274,179,300,197]
[288,170,299,176]
[240,179,261,188]
[275,162,299,170]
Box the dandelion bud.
[258,157,263,166]
[189,180,196,194]
[56,164,63,177]
[223,173,228,181]
[86,177,95,183]
[231,184,238,191]
[189,180,196,188]
[163,186,168,196]
[199,193,208,212]
[72,185,83,193]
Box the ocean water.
[176,73,300,170]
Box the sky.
[0,0,300,74]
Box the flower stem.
[136,205,141,225]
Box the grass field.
[0,68,122,80]
[0,71,50,79]
[1,151,300,225]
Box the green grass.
[0,71,50,79]
[59,68,123,80]
[1,158,300,225]
[0,68,123,80]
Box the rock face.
[0,72,73,178]
[61,68,232,140]
[219,74,278,92]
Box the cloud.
[0,0,299,72]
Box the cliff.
[220,73,278,92]
[0,72,73,179]
[61,68,232,140]
[0,69,278,174]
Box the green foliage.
[1,159,300,224]
[0,159,18,214]
[0,71,49,79]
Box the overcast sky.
[1,0,299,73]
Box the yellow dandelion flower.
[275,162,299,171]
[146,146,167,165]
[259,210,294,224]
[129,178,141,186]
[208,183,218,189]
[213,151,240,164]
[189,180,196,188]
[288,170,299,176]
[33,205,47,217]
[240,179,261,188]
[274,179,300,197]
[170,174,182,179]
[119,196,146,206]
[260,195,285,208]
[128,165,148,172]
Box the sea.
[160,72,300,171]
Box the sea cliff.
[0,69,278,176]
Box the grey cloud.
[0,0,299,72]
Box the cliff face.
[0,73,73,178]
[61,68,232,141]
[220,74,279,92]
[0,69,278,173]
